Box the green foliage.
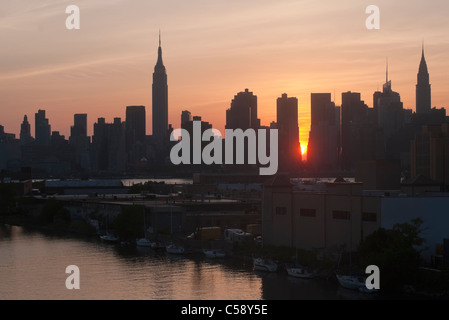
[39,198,71,227]
[128,181,169,195]
[128,183,146,194]
[358,218,424,292]
[68,220,97,235]
[0,183,16,212]
[113,205,145,240]
[17,196,40,206]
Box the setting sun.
[300,144,307,159]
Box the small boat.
[253,257,278,272]
[151,241,166,251]
[99,234,120,243]
[166,243,185,254]
[336,273,366,290]
[286,266,315,279]
[136,238,152,247]
[203,249,226,259]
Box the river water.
[0,224,369,300]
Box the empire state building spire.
[155,30,166,73]
[152,31,168,142]
[416,43,431,114]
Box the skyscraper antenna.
[159,29,161,47]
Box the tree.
[358,218,424,292]
[0,183,16,214]
[113,205,145,240]
[39,198,71,227]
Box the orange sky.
[1,0,449,151]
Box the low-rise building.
[262,175,449,264]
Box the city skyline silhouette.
[1,1,449,153]
[0,42,441,159]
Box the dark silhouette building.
[126,106,146,148]
[70,114,87,138]
[411,123,449,187]
[50,131,67,146]
[276,93,301,170]
[34,109,51,146]
[307,93,339,170]
[91,117,126,173]
[152,33,168,143]
[310,93,335,126]
[69,114,90,172]
[226,89,260,130]
[180,113,213,165]
[341,92,377,170]
[20,115,33,145]
[223,89,262,173]
[416,45,431,114]
[126,106,146,168]
[0,125,20,172]
[181,110,192,127]
[373,63,407,158]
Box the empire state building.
[152,32,168,143]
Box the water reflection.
[0,225,362,300]
[0,224,13,239]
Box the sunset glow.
[2,0,449,303]
[1,1,449,145]
[300,144,307,159]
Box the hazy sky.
[1,0,449,148]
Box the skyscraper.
[152,32,168,143]
[126,106,146,149]
[92,117,126,172]
[181,110,192,126]
[180,113,213,165]
[71,114,87,138]
[226,89,260,130]
[416,45,431,114]
[341,92,377,170]
[35,109,51,145]
[411,123,449,186]
[70,114,90,171]
[307,93,339,170]
[311,93,334,126]
[20,115,32,145]
[126,106,146,166]
[277,93,301,170]
[373,61,405,155]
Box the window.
[333,210,350,220]
[362,212,377,222]
[275,207,287,215]
[300,208,316,217]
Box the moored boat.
[166,243,185,254]
[336,273,366,290]
[286,266,315,279]
[151,241,166,251]
[253,257,278,272]
[99,234,120,243]
[136,238,152,247]
[203,249,226,258]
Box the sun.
[300,144,307,158]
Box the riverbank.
[2,211,449,299]
[1,213,98,237]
